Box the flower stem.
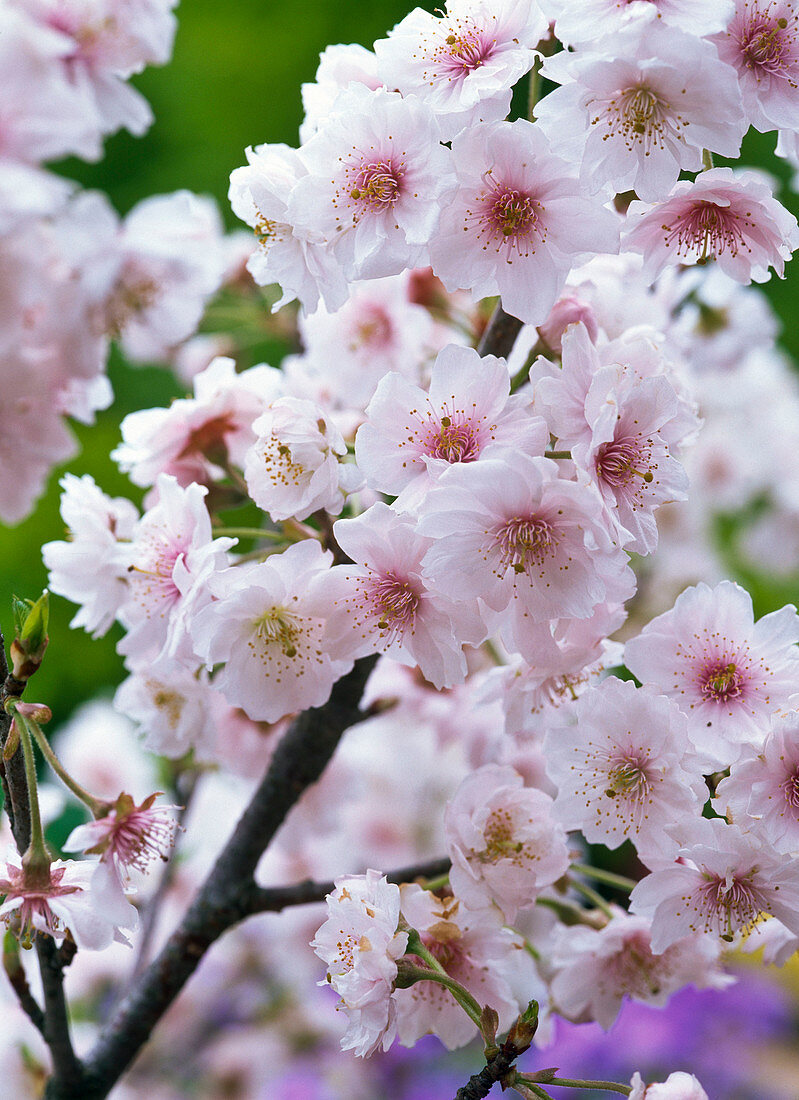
[570,862,636,892]
[702,148,715,171]
[12,708,49,871]
[548,450,572,460]
[25,716,105,818]
[569,877,615,918]
[212,526,285,541]
[519,1073,631,1094]
[404,931,483,1026]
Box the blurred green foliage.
[1,0,798,728]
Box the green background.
[2,0,798,726]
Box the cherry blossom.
[374,0,546,140]
[444,764,570,920]
[288,84,452,282]
[191,540,350,723]
[43,473,139,637]
[623,168,799,284]
[550,909,731,1029]
[243,396,361,522]
[64,793,178,879]
[572,373,691,555]
[0,848,137,951]
[630,1071,709,1100]
[118,475,235,666]
[544,678,707,863]
[311,869,407,1057]
[630,817,799,951]
[429,120,620,325]
[396,884,527,1049]
[714,712,799,853]
[354,344,545,506]
[229,141,349,313]
[542,0,734,45]
[112,356,283,490]
[536,22,746,201]
[418,453,635,662]
[300,43,382,143]
[624,580,799,765]
[712,0,799,133]
[307,503,471,690]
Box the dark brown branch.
[477,302,524,360]
[243,856,453,916]
[56,655,378,1100]
[37,937,82,1088]
[455,1004,539,1100]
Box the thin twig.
[244,855,453,916]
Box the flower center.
[594,82,682,152]
[468,175,546,256]
[494,516,557,576]
[605,757,649,799]
[350,161,402,209]
[368,572,419,639]
[481,807,524,863]
[662,201,750,262]
[441,25,495,74]
[595,438,654,488]
[701,661,742,702]
[253,608,300,658]
[426,415,480,463]
[696,871,762,941]
[781,768,799,809]
[739,9,796,78]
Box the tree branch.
[60,655,378,1100]
[478,302,524,360]
[243,855,453,916]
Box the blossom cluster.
[9,0,799,1094]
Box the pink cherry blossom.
[430,119,619,325]
[624,580,799,765]
[243,396,361,522]
[229,141,349,314]
[623,168,799,284]
[630,816,799,951]
[300,43,381,143]
[542,0,733,45]
[43,473,139,637]
[118,475,235,666]
[550,909,731,1029]
[191,540,351,723]
[573,374,691,555]
[307,503,470,690]
[444,763,570,921]
[714,712,799,853]
[311,869,407,1058]
[354,343,546,505]
[289,84,452,282]
[375,0,547,140]
[418,453,635,663]
[712,0,799,133]
[536,23,746,201]
[0,848,137,951]
[396,884,526,1049]
[64,792,177,878]
[544,678,707,864]
[112,356,283,490]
